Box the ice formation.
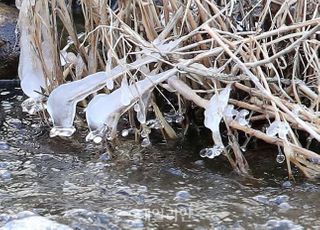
[17,1,57,115]
[266,121,290,139]
[17,0,45,98]
[235,109,250,126]
[85,69,177,142]
[203,85,231,156]
[223,105,238,123]
[47,40,180,137]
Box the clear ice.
[266,121,290,139]
[204,85,231,147]
[199,145,224,159]
[17,0,50,114]
[18,0,46,98]
[85,69,177,142]
[21,97,46,115]
[223,104,238,123]
[235,109,250,126]
[47,40,180,137]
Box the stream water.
[0,86,319,229]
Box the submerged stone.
[282,181,293,189]
[175,190,191,200]
[1,214,72,230]
[0,141,9,150]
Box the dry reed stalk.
[21,0,320,178]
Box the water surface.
[0,87,319,229]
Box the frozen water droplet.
[212,145,224,157]
[121,129,129,137]
[199,148,207,158]
[224,104,238,122]
[21,97,45,115]
[93,136,103,144]
[106,77,114,90]
[174,113,184,123]
[199,146,224,159]
[266,121,290,139]
[147,119,163,129]
[141,138,151,147]
[206,148,215,159]
[50,126,76,137]
[240,146,246,152]
[235,109,249,126]
[276,153,285,163]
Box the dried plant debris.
[16,0,320,178]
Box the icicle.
[47,72,108,137]
[106,77,114,90]
[204,85,231,150]
[17,0,46,99]
[85,69,177,142]
[136,91,152,125]
[120,77,133,106]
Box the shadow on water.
[0,86,320,229]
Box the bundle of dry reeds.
[19,0,320,178]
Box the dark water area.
[0,86,320,229]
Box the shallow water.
[0,87,320,229]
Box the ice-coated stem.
[85,68,177,142]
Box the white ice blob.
[204,85,231,147]
[223,104,238,123]
[85,69,177,142]
[235,109,250,126]
[266,121,290,139]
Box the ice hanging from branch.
[85,69,178,143]
[203,85,232,157]
[47,39,181,137]
[17,0,47,113]
[17,0,56,115]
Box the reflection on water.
[0,87,320,229]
